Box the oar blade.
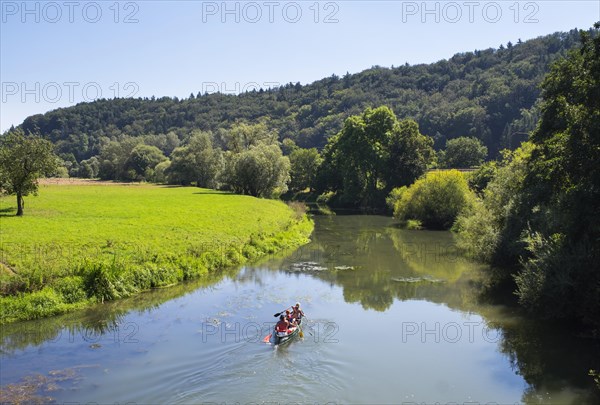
[274,306,292,317]
[263,334,272,343]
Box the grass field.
[0,182,313,323]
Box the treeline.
[75,122,290,197]
[13,29,587,175]
[458,25,600,331]
[388,25,600,332]
[60,104,482,208]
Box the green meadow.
[0,182,313,323]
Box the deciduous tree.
[0,130,60,216]
[289,148,322,192]
[167,131,223,188]
[223,144,290,197]
[319,106,434,207]
[441,136,488,168]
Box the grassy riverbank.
[0,182,313,323]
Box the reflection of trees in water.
[342,287,394,312]
[285,215,600,402]
[0,267,238,354]
[290,218,488,313]
[489,318,600,403]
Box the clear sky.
[1,0,599,132]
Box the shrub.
[287,201,308,220]
[27,288,64,317]
[392,170,475,230]
[405,219,423,230]
[83,262,137,303]
[0,288,68,322]
[467,161,498,196]
[514,232,600,327]
[453,199,499,262]
[316,191,335,204]
[386,187,406,211]
[52,276,87,304]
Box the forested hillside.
[14,28,585,170]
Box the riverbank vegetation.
[378,24,600,336]
[455,24,600,332]
[389,170,475,230]
[381,25,600,333]
[0,183,313,323]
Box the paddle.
[273,306,292,317]
[300,315,313,337]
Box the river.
[1,215,598,404]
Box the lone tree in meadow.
[0,129,59,216]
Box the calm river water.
[1,215,598,404]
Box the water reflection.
[0,266,239,355]
[260,215,488,313]
[255,215,600,402]
[1,215,598,404]
[495,318,600,403]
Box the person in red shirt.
[275,315,289,333]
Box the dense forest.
[11,28,587,175]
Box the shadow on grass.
[192,191,232,195]
[0,207,16,217]
[157,185,231,195]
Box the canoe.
[272,318,302,345]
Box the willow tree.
[222,143,290,198]
[0,130,59,216]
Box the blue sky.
[1,0,599,132]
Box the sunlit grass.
[0,183,313,323]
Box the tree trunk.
[16,193,23,216]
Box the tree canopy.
[222,144,290,198]
[125,144,167,181]
[318,106,434,207]
[166,131,223,187]
[10,28,589,179]
[289,148,322,192]
[0,130,60,216]
[456,23,600,330]
[440,136,488,168]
